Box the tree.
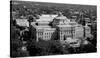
[27,40,69,56]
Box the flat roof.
[33,25,56,30]
[57,24,72,27]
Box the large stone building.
[31,12,91,42]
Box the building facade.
[31,13,91,42]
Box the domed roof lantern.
[58,12,63,16]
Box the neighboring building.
[84,24,92,38]
[16,19,29,27]
[84,18,91,24]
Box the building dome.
[54,12,69,21]
[54,15,67,20]
[52,12,70,26]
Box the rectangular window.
[45,33,46,35]
[38,32,40,35]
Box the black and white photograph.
[10,0,97,57]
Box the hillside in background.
[11,1,96,11]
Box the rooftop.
[36,14,58,22]
[33,25,56,31]
[57,24,72,27]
